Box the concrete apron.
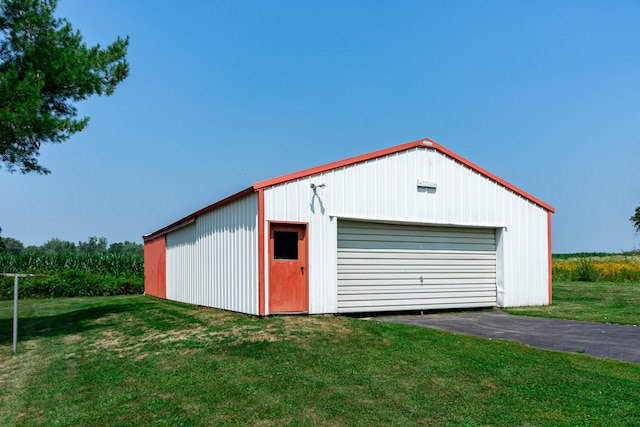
[376,312,640,364]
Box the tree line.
[0,228,143,299]
[0,230,142,257]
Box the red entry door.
[269,223,308,313]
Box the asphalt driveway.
[376,312,640,364]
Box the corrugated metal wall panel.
[263,147,549,313]
[166,192,259,315]
[337,220,496,313]
[143,236,166,298]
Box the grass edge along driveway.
[506,281,640,325]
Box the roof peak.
[144,137,554,241]
[253,137,554,213]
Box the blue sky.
[1,0,639,253]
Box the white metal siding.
[263,147,550,313]
[337,220,496,312]
[166,193,259,315]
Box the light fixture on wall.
[310,183,325,190]
[417,180,437,190]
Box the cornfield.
[0,253,143,275]
[0,253,144,299]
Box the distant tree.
[107,241,123,255]
[23,244,39,254]
[0,0,129,174]
[108,240,142,257]
[3,236,24,255]
[0,226,6,253]
[77,236,107,254]
[40,237,75,255]
[121,241,143,257]
[631,204,640,234]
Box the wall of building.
[262,147,550,313]
[143,235,166,299]
[166,192,259,315]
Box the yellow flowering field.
[553,255,640,282]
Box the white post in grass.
[13,275,18,354]
[1,273,49,354]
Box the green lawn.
[0,290,639,426]
[506,281,640,325]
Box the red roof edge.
[145,137,555,241]
[430,141,555,213]
[143,186,256,242]
[253,138,430,189]
[254,137,555,213]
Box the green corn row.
[0,253,143,276]
[0,253,144,299]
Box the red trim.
[432,142,555,213]
[253,139,433,190]
[143,186,255,241]
[149,218,196,239]
[547,211,553,304]
[146,137,553,243]
[258,189,265,316]
[252,137,555,213]
[143,236,166,299]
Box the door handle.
[300,266,304,273]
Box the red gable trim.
[253,138,555,213]
[144,137,555,241]
[432,142,555,213]
[253,138,430,190]
[143,186,255,242]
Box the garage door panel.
[338,273,497,281]
[338,302,496,313]
[340,222,495,237]
[339,269,495,276]
[339,256,495,268]
[338,284,496,293]
[338,249,496,260]
[339,232,495,245]
[337,220,497,313]
[338,292,497,303]
[339,270,496,278]
[339,285,496,295]
[338,297,497,312]
[338,240,495,252]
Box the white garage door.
[337,220,497,313]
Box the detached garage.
[143,138,554,316]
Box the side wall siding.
[263,148,549,313]
[166,193,259,315]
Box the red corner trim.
[547,211,553,304]
[257,189,266,316]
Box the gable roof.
[144,138,554,241]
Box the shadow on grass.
[0,303,144,344]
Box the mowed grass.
[506,281,640,325]
[0,295,639,426]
